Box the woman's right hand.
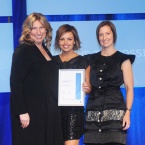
[19,113,30,128]
[83,82,91,94]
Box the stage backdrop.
[0,0,145,145]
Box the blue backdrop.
[0,0,145,145]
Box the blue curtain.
[0,0,145,144]
[0,0,27,145]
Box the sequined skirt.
[61,106,84,141]
[84,89,127,144]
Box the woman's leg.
[85,143,124,145]
[85,143,102,145]
[104,143,125,145]
[64,139,79,145]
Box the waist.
[92,86,120,91]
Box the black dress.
[10,43,63,145]
[53,55,89,141]
[84,51,135,144]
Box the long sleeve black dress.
[10,43,63,145]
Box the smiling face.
[58,32,75,53]
[98,25,114,49]
[29,20,46,46]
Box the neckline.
[34,44,52,62]
[100,50,118,58]
[58,55,80,63]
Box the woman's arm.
[83,65,91,94]
[10,45,32,128]
[121,59,134,130]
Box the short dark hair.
[96,20,117,45]
[54,24,81,50]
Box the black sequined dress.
[53,55,89,141]
[84,51,135,144]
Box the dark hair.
[19,12,52,48]
[54,24,81,50]
[96,20,117,45]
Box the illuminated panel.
[0,0,12,16]
[27,0,145,15]
[0,23,13,92]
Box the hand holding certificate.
[58,69,85,106]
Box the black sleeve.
[121,54,135,64]
[10,44,33,115]
[84,53,99,66]
[84,54,93,64]
[81,56,90,69]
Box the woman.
[53,24,91,145]
[10,12,63,145]
[84,20,135,145]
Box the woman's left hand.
[122,111,131,130]
[82,82,91,94]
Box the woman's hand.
[19,113,30,128]
[82,82,91,94]
[122,111,131,130]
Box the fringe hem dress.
[84,51,135,144]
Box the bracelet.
[126,108,131,112]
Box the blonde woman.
[10,13,63,145]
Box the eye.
[40,26,45,29]
[99,33,103,37]
[31,27,37,30]
[59,38,64,41]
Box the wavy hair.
[19,12,52,48]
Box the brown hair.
[96,20,117,45]
[19,12,52,48]
[54,24,81,50]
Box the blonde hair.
[19,12,52,48]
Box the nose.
[37,28,41,34]
[63,39,68,44]
[102,34,106,40]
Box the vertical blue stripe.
[76,73,81,100]
[12,0,27,49]
[0,93,11,145]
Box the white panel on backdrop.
[0,23,13,92]
[49,20,145,87]
[0,0,12,16]
[27,0,145,15]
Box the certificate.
[58,69,85,106]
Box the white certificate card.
[58,69,85,106]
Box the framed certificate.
[58,69,85,106]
